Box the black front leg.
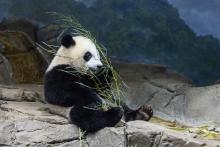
[84,67,113,90]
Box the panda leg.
[69,105,123,133]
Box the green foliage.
[8,0,220,85]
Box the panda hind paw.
[137,105,153,121]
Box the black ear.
[61,35,76,48]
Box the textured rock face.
[112,61,192,123]
[87,127,125,147]
[37,24,63,45]
[0,19,54,84]
[36,23,63,64]
[112,61,220,126]
[0,31,45,84]
[0,54,13,84]
[0,18,38,41]
[184,84,220,125]
[126,121,220,147]
[0,85,219,147]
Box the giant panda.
[44,34,153,133]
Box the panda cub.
[44,35,153,133]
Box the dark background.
[0,0,220,85]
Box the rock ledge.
[0,85,219,147]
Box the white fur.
[47,36,103,72]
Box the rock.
[0,85,42,102]
[112,61,193,122]
[0,120,16,146]
[87,127,125,147]
[0,84,219,146]
[0,54,13,84]
[0,120,79,146]
[0,31,46,84]
[126,121,219,147]
[57,140,88,147]
[37,23,63,44]
[214,79,220,84]
[0,18,38,41]
[15,120,78,145]
[183,84,220,126]
[36,23,66,64]
[112,60,220,126]
[112,60,192,107]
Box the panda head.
[47,35,103,72]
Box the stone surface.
[0,119,79,146]
[36,23,63,65]
[0,54,13,84]
[183,84,220,126]
[111,61,220,126]
[0,18,38,41]
[87,127,125,147]
[37,23,63,45]
[126,121,219,147]
[112,61,193,122]
[0,84,43,101]
[57,140,88,147]
[0,85,219,147]
[110,62,220,145]
[0,31,45,84]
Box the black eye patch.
[84,51,92,61]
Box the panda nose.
[97,65,103,69]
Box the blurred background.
[0,0,220,85]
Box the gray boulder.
[112,61,191,121]
[0,54,13,84]
[0,31,46,84]
[183,84,220,125]
[113,61,220,126]
[0,18,38,41]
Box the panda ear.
[61,35,76,48]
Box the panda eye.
[84,51,92,61]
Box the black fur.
[45,65,103,107]
[44,65,123,132]
[44,64,153,133]
[70,106,123,133]
[61,35,76,48]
